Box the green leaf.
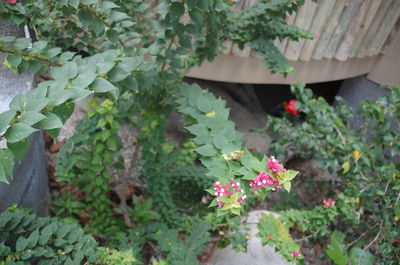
[45,47,62,58]
[0,149,14,182]
[0,110,16,134]
[341,161,350,174]
[5,54,22,68]
[15,38,32,50]
[284,170,298,181]
[349,248,376,265]
[101,1,119,10]
[27,229,39,248]
[0,36,16,42]
[91,19,105,36]
[7,138,29,161]
[16,236,28,252]
[37,113,63,130]
[326,231,347,265]
[196,145,217,156]
[106,29,119,43]
[52,102,75,123]
[110,11,129,22]
[72,72,97,88]
[0,149,14,176]
[97,61,115,74]
[39,223,57,245]
[68,0,80,8]
[186,0,199,9]
[78,9,94,27]
[5,123,38,143]
[30,41,48,53]
[169,2,185,20]
[18,111,47,125]
[108,66,129,82]
[50,62,78,80]
[283,181,291,192]
[0,163,7,184]
[197,94,212,113]
[90,78,118,93]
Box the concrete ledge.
[186,55,380,84]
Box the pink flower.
[218,201,225,207]
[213,182,229,198]
[7,0,17,3]
[230,179,240,191]
[314,33,319,38]
[237,194,247,203]
[292,251,300,259]
[267,234,273,240]
[323,199,335,208]
[268,156,281,172]
[284,99,300,115]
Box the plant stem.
[0,47,62,67]
[161,38,175,71]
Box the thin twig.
[347,223,378,248]
[395,192,400,207]
[358,222,383,265]
[334,126,346,145]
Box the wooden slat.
[300,0,336,61]
[381,20,400,54]
[284,0,318,61]
[324,0,363,59]
[348,0,383,58]
[312,0,347,60]
[334,0,371,61]
[356,0,393,58]
[367,0,400,56]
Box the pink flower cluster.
[7,0,17,3]
[213,179,246,207]
[249,172,278,190]
[292,251,300,259]
[323,199,335,208]
[249,156,286,191]
[268,156,281,172]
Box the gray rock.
[337,75,390,129]
[207,210,294,265]
[0,19,49,216]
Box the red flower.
[284,99,300,115]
